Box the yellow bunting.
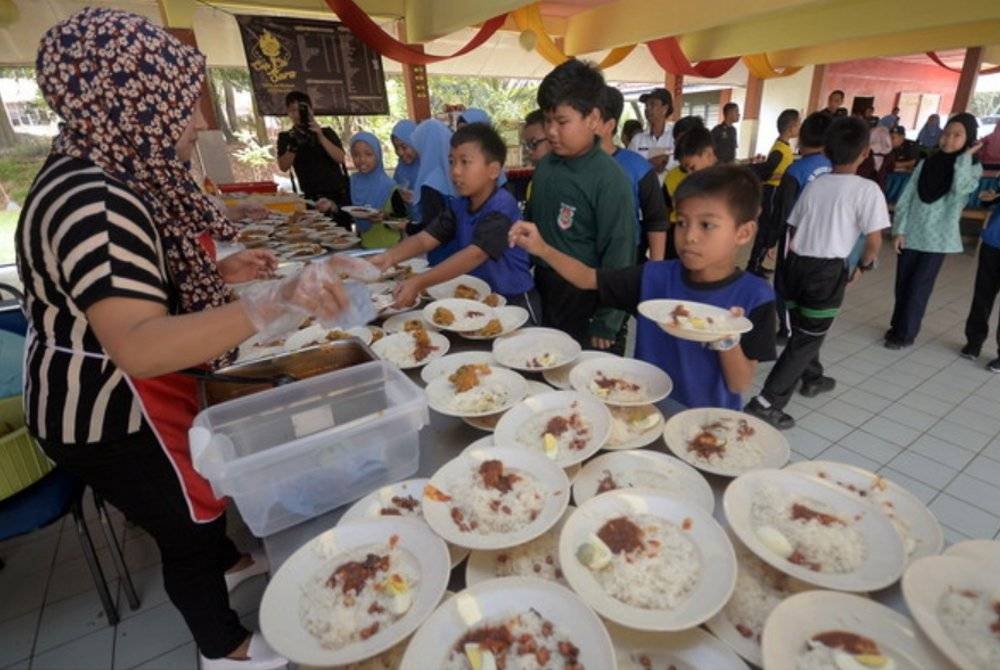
[743,53,802,79]
[512,3,636,70]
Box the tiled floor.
[3,243,1000,668]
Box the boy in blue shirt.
[962,186,1000,371]
[510,165,777,409]
[372,123,540,320]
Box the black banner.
[236,15,388,116]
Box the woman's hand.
[893,235,906,254]
[590,336,614,350]
[218,249,277,284]
[367,253,393,271]
[315,198,337,213]
[967,141,984,157]
[240,258,350,338]
[392,278,422,309]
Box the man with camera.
[276,91,350,218]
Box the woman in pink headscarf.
[978,123,1000,169]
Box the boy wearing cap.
[628,87,675,174]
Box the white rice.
[336,639,407,669]
[492,528,566,585]
[621,651,693,670]
[449,382,511,415]
[750,486,867,574]
[446,463,544,535]
[685,419,763,473]
[587,373,646,403]
[593,514,700,610]
[813,471,918,556]
[723,544,799,645]
[299,541,419,650]
[516,407,593,457]
[794,642,843,670]
[607,406,661,446]
[937,587,1000,669]
[377,332,439,367]
[521,348,566,369]
[595,468,700,503]
[441,610,580,670]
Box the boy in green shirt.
[525,59,637,352]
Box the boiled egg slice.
[576,533,612,571]
[756,525,794,559]
[542,433,559,459]
[833,650,895,670]
[383,573,412,615]
[464,643,497,670]
[630,411,662,432]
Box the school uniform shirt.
[613,148,668,246]
[711,123,738,163]
[765,139,795,187]
[892,153,982,253]
[663,166,688,223]
[627,125,675,172]
[597,261,776,409]
[424,187,533,296]
[982,206,1000,250]
[768,153,832,231]
[526,139,636,340]
[788,174,891,259]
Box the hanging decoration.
[743,53,802,79]
[926,51,1000,76]
[512,4,636,69]
[324,0,507,65]
[0,0,18,25]
[645,37,738,78]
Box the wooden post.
[665,72,684,120]
[742,73,764,157]
[397,22,432,121]
[952,46,983,114]
[718,88,733,107]
[807,64,826,113]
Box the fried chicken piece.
[403,319,425,333]
[448,363,492,393]
[433,307,455,326]
[412,328,438,361]
[454,284,480,300]
[597,517,644,554]
[479,459,520,493]
[477,319,503,337]
[483,293,502,307]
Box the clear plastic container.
[189,360,426,536]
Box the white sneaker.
[200,632,287,670]
[225,550,270,593]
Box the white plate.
[944,539,1000,564]
[479,293,507,308]
[605,404,666,450]
[559,488,736,631]
[493,391,612,467]
[381,310,436,334]
[259,518,449,667]
[325,254,380,282]
[328,237,360,250]
[459,434,582,483]
[786,460,944,564]
[571,450,714,513]
[419,351,496,385]
[461,380,552,432]
[282,324,372,351]
[422,299,494,332]
[492,327,582,372]
[723,469,906,591]
[399,577,615,670]
[339,478,469,569]
[456,306,529,340]
[664,408,790,477]
[379,257,429,281]
[542,350,617,390]
[638,299,753,343]
[569,357,673,406]
[763,590,953,670]
[342,205,382,218]
[903,555,1000,670]
[464,505,574,588]
[425,366,527,418]
[424,274,491,301]
[371,330,450,369]
[607,621,749,670]
[422,446,570,550]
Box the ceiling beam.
[769,20,1000,67]
[563,0,823,55]
[403,0,527,42]
[679,0,1000,61]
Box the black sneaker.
[960,344,980,360]
[800,376,836,398]
[744,397,795,430]
[884,339,908,350]
[987,358,1000,373]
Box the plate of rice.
[325,254,381,282]
[607,621,749,670]
[456,306,529,340]
[425,275,491,302]
[342,205,383,219]
[569,357,673,406]
[902,555,1000,670]
[664,408,789,477]
[763,590,953,670]
[425,364,527,418]
[571,450,714,512]
[542,350,618,389]
[422,299,495,332]
[705,535,814,667]
[945,539,1000,565]
[399,576,615,670]
[724,469,906,592]
[638,299,753,343]
[459,435,583,483]
[420,351,496,385]
[339,479,469,569]
[493,390,612,467]
[605,404,665,450]
[465,505,574,588]
[422,446,570,550]
[371,330,450,369]
[462,380,552,432]
[787,460,944,563]
[283,324,373,351]
[559,488,736,631]
[492,327,582,372]
[259,518,449,667]
[382,310,438,334]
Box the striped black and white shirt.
[17,154,172,444]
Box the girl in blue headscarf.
[348,131,405,248]
[390,120,421,222]
[410,119,457,264]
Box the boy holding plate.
[509,165,777,410]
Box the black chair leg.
[94,492,140,611]
[71,496,120,626]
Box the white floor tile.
[941,524,973,547]
[859,416,922,447]
[0,569,47,623]
[782,427,831,458]
[915,381,970,404]
[838,430,903,465]
[34,588,112,655]
[30,628,113,670]
[45,546,117,606]
[118,563,168,621]
[927,420,994,452]
[113,602,192,670]
[858,378,911,402]
[897,391,956,418]
[0,532,59,580]
[823,365,869,387]
[887,451,959,489]
[878,468,939,504]
[929,494,1000,539]
[132,642,197,670]
[965,454,1000,486]
[943,407,1000,438]
[817,399,874,427]
[817,445,881,472]
[982,438,1000,462]
[908,434,978,470]
[798,413,854,442]
[838,389,895,414]
[944,473,1000,517]
[0,611,38,667]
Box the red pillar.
[952,47,983,114]
[665,72,684,120]
[397,22,432,121]
[808,64,826,113]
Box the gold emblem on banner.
[249,30,295,84]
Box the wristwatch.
[858,258,877,273]
[709,335,741,351]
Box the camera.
[289,101,314,148]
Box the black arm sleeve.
[322,127,344,149]
[767,173,802,233]
[420,186,447,224]
[471,212,514,260]
[740,301,778,362]
[389,190,407,218]
[747,150,783,181]
[596,265,644,314]
[638,171,668,233]
[423,205,457,244]
[276,131,291,156]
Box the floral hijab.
[36,8,237,323]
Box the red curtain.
[646,37,739,78]
[325,0,507,65]
[926,51,1000,76]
